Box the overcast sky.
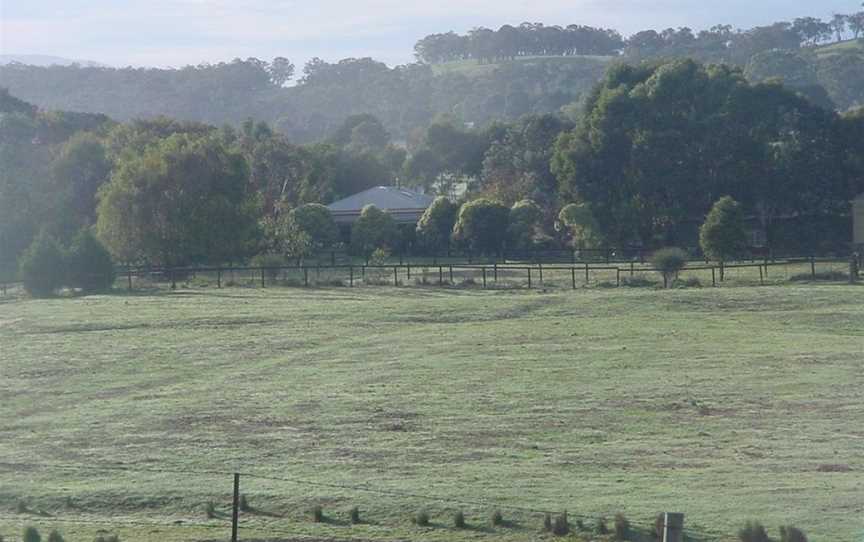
[1,0,860,68]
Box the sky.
[0,0,860,68]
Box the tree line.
[414,11,864,65]
[2,56,863,295]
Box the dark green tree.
[507,199,543,250]
[67,228,116,293]
[287,203,339,249]
[350,205,397,257]
[700,196,748,273]
[452,198,510,254]
[416,196,458,253]
[18,231,67,297]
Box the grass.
[815,38,864,57]
[1,283,863,542]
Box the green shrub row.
[17,229,115,297]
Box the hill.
[431,55,614,78]
[1,284,863,542]
[0,54,109,68]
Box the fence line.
[0,460,720,540]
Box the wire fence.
[0,461,721,541]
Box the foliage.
[454,510,467,529]
[96,133,257,266]
[651,248,688,288]
[507,199,543,250]
[47,531,65,542]
[700,197,748,263]
[416,197,458,252]
[614,513,630,540]
[68,228,116,292]
[595,516,610,535]
[23,527,41,542]
[543,514,553,532]
[558,202,603,249]
[250,253,287,280]
[490,510,504,527]
[779,526,808,542]
[414,510,430,527]
[349,506,361,524]
[350,205,397,257]
[287,203,339,249]
[452,198,509,254]
[739,521,770,542]
[18,231,67,297]
[552,512,570,536]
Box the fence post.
[539,263,544,284]
[449,265,454,284]
[630,261,635,277]
[810,256,816,280]
[261,268,265,288]
[758,265,764,285]
[349,266,354,287]
[662,512,684,542]
[439,266,443,285]
[393,266,398,287]
[493,263,498,282]
[171,268,177,290]
[571,267,576,289]
[528,268,532,289]
[711,267,716,287]
[304,267,309,287]
[407,263,411,280]
[231,473,240,542]
[482,267,487,289]
[584,263,589,285]
[616,268,621,287]
[127,268,133,291]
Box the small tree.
[507,199,543,251]
[779,526,807,542]
[350,205,397,258]
[18,231,67,297]
[651,247,688,288]
[452,198,509,255]
[558,202,603,249]
[700,196,748,280]
[23,527,41,542]
[68,228,116,293]
[287,203,339,250]
[739,521,770,542]
[416,196,457,254]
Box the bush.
[414,509,430,527]
[47,531,65,542]
[288,203,339,249]
[559,202,603,249]
[351,205,397,257]
[490,509,504,527]
[23,527,41,542]
[311,505,323,523]
[349,506,361,524]
[238,494,251,512]
[651,247,688,288]
[68,228,116,293]
[552,511,570,536]
[416,197,458,253]
[452,198,510,255]
[17,500,28,513]
[739,520,770,542]
[205,502,217,519]
[614,513,630,540]
[18,232,66,297]
[700,196,747,265]
[672,276,702,289]
[543,513,553,532]
[595,516,609,535]
[250,253,286,280]
[780,526,807,542]
[508,199,543,250]
[454,510,466,529]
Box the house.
[854,193,864,247]
[326,186,435,226]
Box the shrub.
[739,520,770,542]
[672,276,702,289]
[576,519,586,531]
[543,513,553,532]
[23,527,41,542]
[780,526,807,542]
[614,513,630,540]
[351,205,397,257]
[559,202,603,249]
[205,502,217,519]
[490,509,504,527]
[454,510,466,529]
[452,199,510,255]
[68,228,115,293]
[595,516,609,535]
[311,505,323,523]
[349,506,360,524]
[288,203,339,249]
[238,494,251,512]
[18,232,66,297]
[250,253,286,280]
[508,199,543,250]
[622,276,658,288]
[552,511,570,536]
[651,247,688,288]
[416,197,458,252]
[17,500,28,513]
[700,196,747,266]
[414,509,430,527]
[47,531,65,542]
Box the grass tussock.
[739,520,770,542]
[414,510,430,527]
[349,506,360,524]
[490,509,504,527]
[454,510,467,529]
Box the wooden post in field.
[393,266,398,287]
[662,513,684,542]
[127,268,133,291]
[711,267,716,287]
[527,268,532,289]
[349,266,354,287]
[538,263,544,284]
[616,268,621,287]
[811,256,816,280]
[407,263,411,280]
[571,267,576,290]
[482,267,487,289]
[217,269,222,289]
[260,268,265,288]
[304,267,309,287]
[449,265,454,283]
[493,263,498,282]
[758,265,764,285]
[170,269,177,290]
[584,263,589,285]
[231,473,240,542]
[630,261,635,277]
[439,266,443,285]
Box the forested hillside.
[1,11,863,142]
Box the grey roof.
[327,186,435,213]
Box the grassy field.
[1,282,863,542]
[815,38,864,57]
